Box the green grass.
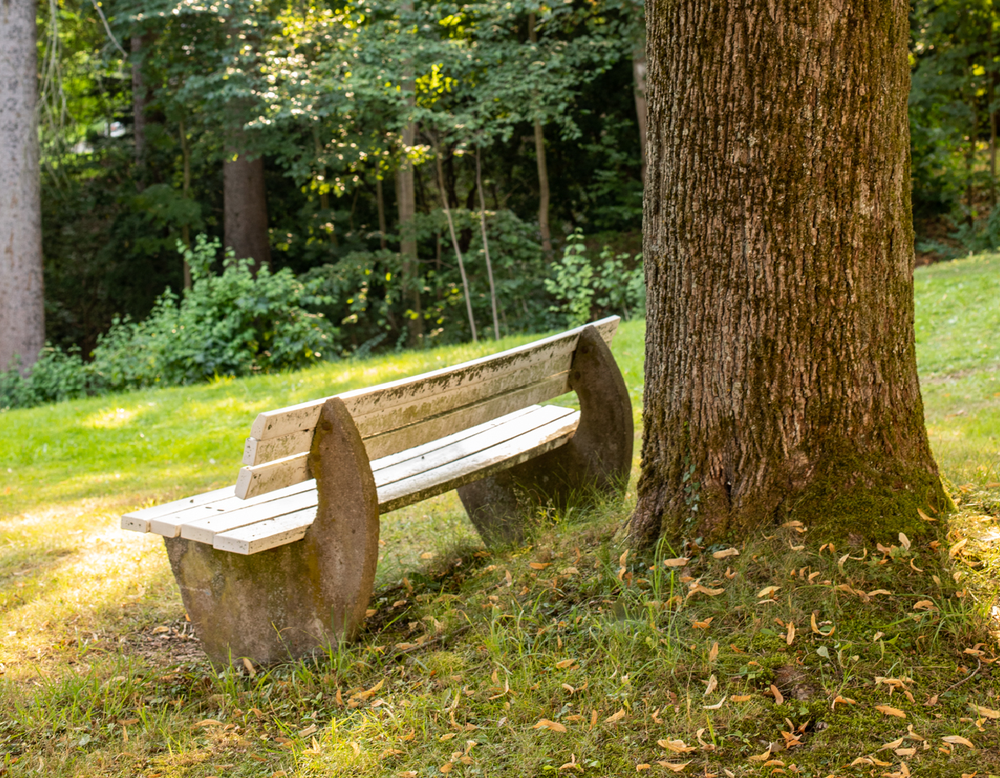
[1,263,999,777]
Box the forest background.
[4,0,995,405]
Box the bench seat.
[122,403,579,555]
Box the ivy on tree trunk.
[632,0,950,546]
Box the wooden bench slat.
[142,482,315,538]
[120,486,234,533]
[214,409,581,554]
[212,506,318,555]
[243,357,574,466]
[247,316,618,443]
[235,373,571,500]
[179,487,320,545]
[376,410,579,514]
[374,404,576,489]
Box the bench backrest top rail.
[234,316,619,499]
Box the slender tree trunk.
[0,0,45,373]
[131,35,147,170]
[528,12,552,252]
[991,61,997,211]
[632,44,648,186]
[475,147,500,340]
[632,0,947,547]
[397,0,422,347]
[376,176,387,250]
[436,149,477,342]
[179,118,192,289]
[224,142,271,271]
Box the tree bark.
[0,0,45,373]
[528,13,552,252]
[632,0,948,547]
[224,120,271,272]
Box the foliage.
[0,236,336,409]
[545,230,644,327]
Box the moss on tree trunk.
[631,0,950,547]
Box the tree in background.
[0,0,45,372]
[632,0,949,546]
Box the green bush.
[1,236,337,409]
[544,230,645,327]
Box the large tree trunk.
[224,123,271,272]
[631,0,948,547]
[0,0,45,373]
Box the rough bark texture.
[0,0,45,373]
[632,0,948,547]
[224,125,271,272]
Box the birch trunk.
[632,0,948,546]
[0,0,45,372]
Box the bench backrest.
[234,316,621,499]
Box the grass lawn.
[1,256,998,777]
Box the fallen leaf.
[195,719,224,727]
[917,508,936,522]
[687,584,725,598]
[439,762,453,773]
[299,724,317,737]
[832,695,856,709]
[708,641,719,663]
[604,709,626,724]
[658,739,697,754]
[876,705,906,718]
[703,695,727,710]
[757,586,780,598]
[713,548,739,559]
[949,538,968,558]
[555,659,577,669]
[898,532,911,551]
[663,558,690,568]
[970,703,1000,719]
[748,748,773,762]
[529,562,551,570]
[242,657,256,678]
[655,762,691,773]
[692,618,714,630]
[636,764,651,771]
[880,737,905,750]
[731,695,753,702]
[913,600,937,611]
[770,685,784,705]
[942,735,975,749]
[785,622,795,646]
[532,719,567,733]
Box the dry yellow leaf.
[299,724,318,737]
[731,695,753,702]
[748,749,773,762]
[604,709,626,724]
[560,566,580,575]
[636,764,651,772]
[655,762,691,773]
[703,674,718,697]
[876,705,906,718]
[555,659,577,669]
[868,589,892,597]
[658,739,697,753]
[810,612,834,636]
[949,538,968,558]
[559,754,583,772]
[712,548,739,559]
[708,641,719,664]
[532,719,567,733]
[970,703,1000,719]
[757,586,780,598]
[832,695,856,709]
[242,657,256,677]
[439,733,456,741]
[420,551,435,559]
[692,617,714,630]
[703,695,727,710]
[439,763,453,774]
[770,685,784,705]
[687,584,725,598]
[785,622,795,646]
[917,508,936,522]
[562,683,576,694]
[942,735,975,749]
[529,562,551,570]
[880,737,905,750]
[898,532,911,551]
[895,747,916,757]
[398,773,418,778]
[195,719,223,727]
[913,600,937,611]
[663,557,690,567]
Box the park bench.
[121,316,633,665]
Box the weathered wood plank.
[376,411,579,513]
[212,506,317,555]
[248,316,618,442]
[121,487,234,533]
[180,487,320,545]
[235,373,570,499]
[146,482,314,538]
[216,410,580,553]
